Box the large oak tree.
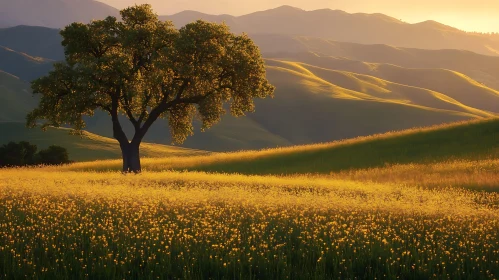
[27,5,275,173]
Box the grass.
[2,119,499,278]
[190,118,499,175]
[60,118,499,175]
[330,159,499,191]
[0,122,208,162]
[0,169,498,279]
[266,59,498,117]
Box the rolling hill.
[2,24,499,153]
[0,122,208,162]
[65,59,496,151]
[0,46,54,81]
[259,38,499,90]
[65,118,499,175]
[4,25,499,90]
[170,118,499,175]
[0,26,64,60]
[265,58,499,114]
[0,0,119,29]
[192,118,499,175]
[246,63,480,145]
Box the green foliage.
[0,141,70,167]
[0,141,37,167]
[37,145,70,165]
[28,4,274,146]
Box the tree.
[0,141,38,167]
[27,4,275,173]
[37,145,70,165]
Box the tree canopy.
[27,4,275,172]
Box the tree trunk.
[120,143,141,173]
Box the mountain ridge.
[1,1,498,55]
[161,5,499,56]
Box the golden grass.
[1,169,497,216]
[266,59,496,118]
[3,120,499,278]
[53,118,497,173]
[330,159,499,191]
[1,168,498,278]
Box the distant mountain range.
[1,1,499,56]
[163,5,499,56]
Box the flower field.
[1,169,498,279]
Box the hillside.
[190,118,499,175]
[265,59,499,114]
[4,26,499,88]
[88,118,497,175]
[0,122,207,162]
[260,38,499,90]
[0,0,119,29]
[0,71,37,121]
[0,46,54,81]
[0,26,64,60]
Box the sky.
[98,0,499,33]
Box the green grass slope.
[0,122,208,162]
[188,118,499,175]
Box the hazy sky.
[98,0,499,33]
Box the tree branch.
[90,101,112,113]
[131,79,189,145]
[137,90,153,124]
[121,94,140,129]
[111,89,129,145]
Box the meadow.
[1,169,499,279]
[1,119,499,279]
